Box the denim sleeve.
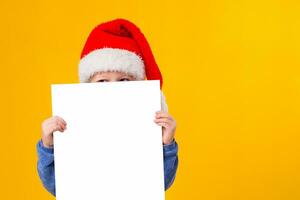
[36,139,56,196]
[163,140,179,190]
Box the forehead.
[94,71,129,76]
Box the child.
[36,18,179,196]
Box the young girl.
[36,18,178,196]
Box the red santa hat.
[78,18,168,111]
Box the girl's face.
[89,71,136,83]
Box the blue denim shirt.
[36,139,178,196]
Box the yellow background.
[1,0,300,199]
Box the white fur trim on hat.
[79,48,145,82]
[161,91,168,112]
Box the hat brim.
[79,48,145,82]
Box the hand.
[154,111,176,145]
[41,116,67,148]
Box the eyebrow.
[95,75,109,78]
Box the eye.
[119,78,130,81]
[96,79,108,82]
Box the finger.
[60,118,67,125]
[154,118,171,124]
[55,118,67,127]
[155,111,174,121]
[55,120,67,131]
[155,112,171,119]
[53,124,64,132]
[53,116,67,125]
[59,119,67,126]
[57,117,67,125]
[156,122,169,128]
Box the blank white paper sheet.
[51,80,165,200]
